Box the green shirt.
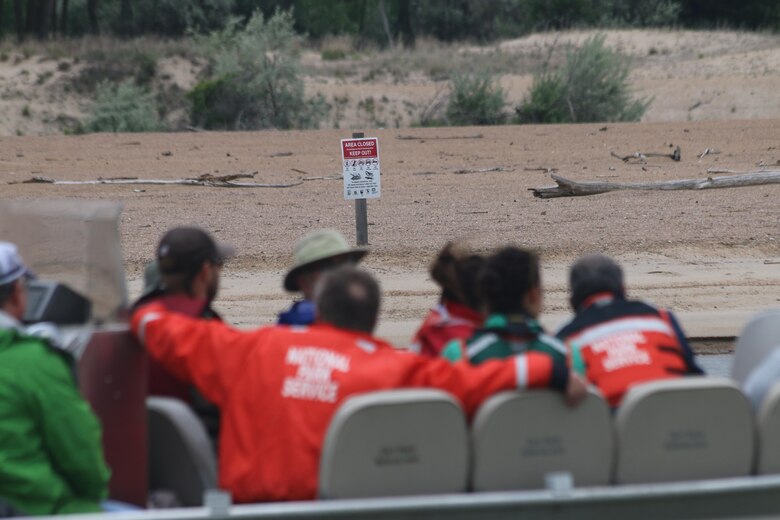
[0,321,110,515]
[442,313,567,365]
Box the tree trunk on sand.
[378,0,394,48]
[531,171,780,199]
[13,0,23,41]
[60,0,69,34]
[87,0,99,34]
[118,0,133,36]
[37,0,53,38]
[396,0,414,48]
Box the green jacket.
[0,315,110,515]
[442,313,567,365]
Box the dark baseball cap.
[157,227,235,275]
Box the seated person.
[410,242,484,357]
[132,266,586,502]
[0,242,110,515]
[133,226,234,445]
[278,229,367,325]
[442,246,566,365]
[556,253,703,408]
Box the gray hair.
[315,266,381,334]
[569,254,624,310]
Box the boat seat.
[318,389,469,499]
[471,390,613,491]
[615,377,754,484]
[756,381,780,475]
[731,310,780,385]
[147,397,217,506]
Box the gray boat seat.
[471,390,614,491]
[318,389,469,499]
[147,397,217,506]
[731,310,780,385]
[757,381,780,475]
[615,377,754,484]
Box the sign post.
[341,132,380,246]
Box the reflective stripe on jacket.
[556,293,700,407]
[132,301,565,503]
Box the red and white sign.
[341,137,381,200]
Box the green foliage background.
[517,34,651,124]
[1,0,778,41]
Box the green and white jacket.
[441,313,567,365]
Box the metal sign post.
[341,132,381,246]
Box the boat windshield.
[0,200,127,323]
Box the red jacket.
[410,300,483,357]
[132,302,566,503]
[557,293,697,407]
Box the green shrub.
[84,81,164,133]
[445,73,507,126]
[190,10,327,130]
[75,46,158,93]
[115,0,235,37]
[321,48,348,61]
[514,73,568,124]
[516,34,650,124]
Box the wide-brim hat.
[283,229,367,292]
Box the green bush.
[516,34,651,124]
[74,46,158,93]
[190,10,327,130]
[84,81,164,133]
[445,73,507,126]
[515,73,568,124]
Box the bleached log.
[11,173,304,189]
[530,171,780,199]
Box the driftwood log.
[531,171,780,199]
[10,172,313,188]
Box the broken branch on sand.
[530,171,780,199]
[699,148,720,160]
[610,145,681,163]
[453,166,510,175]
[395,134,483,141]
[12,172,305,188]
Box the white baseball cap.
[0,242,35,286]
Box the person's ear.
[524,285,543,317]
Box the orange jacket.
[132,302,566,503]
[557,293,695,407]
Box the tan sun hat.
[283,229,368,292]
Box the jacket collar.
[0,310,23,332]
[440,299,483,324]
[580,291,617,311]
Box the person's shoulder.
[466,330,507,363]
[0,331,70,373]
[534,332,568,357]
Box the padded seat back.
[318,389,468,499]
[615,378,754,484]
[731,310,780,385]
[757,381,780,475]
[147,397,217,506]
[471,390,613,491]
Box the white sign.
[341,137,381,200]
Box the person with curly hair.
[410,242,485,357]
[441,246,566,365]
